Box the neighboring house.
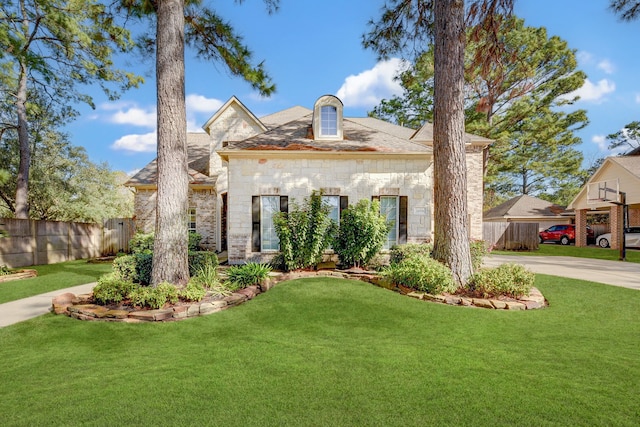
[483,194,572,231]
[126,95,491,264]
[569,155,640,249]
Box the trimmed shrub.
[470,240,489,270]
[273,191,337,271]
[334,199,390,268]
[381,256,456,295]
[188,232,203,251]
[180,281,207,302]
[112,255,137,281]
[389,243,433,265]
[0,265,11,276]
[133,253,153,285]
[93,273,138,305]
[469,263,534,298]
[129,282,179,309]
[129,232,154,254]
[188,251,218,276]
[226,262,272,289]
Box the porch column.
[575,209,588,247]
[610,204,623,250]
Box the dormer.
[312,95,343,140]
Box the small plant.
[129,282,179,309]
[334,199,390,268]
[180,280,207,302]
[207,283,234,298]
[188,251,218,276]
[129,232,155,254]
[382,256,456,295]
[469,240,488,270]
[226,262,272,289]
[188,232,203,251]
[0,265,12,276]
[192,260,220,288]
[389,243,433,265]
[93,273,138,305]
[468,263,534,298]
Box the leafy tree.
[610,0,640,20]
[273,191,336,272]
[606,121,640,154]
[363,0,514,286]
[0,0,142,219]
[334,199,390,269]
[119,0,278,286]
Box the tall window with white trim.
[380,196,398,250]
[320,105,337,136]
[261,196,280,251]
[187,207,197,233]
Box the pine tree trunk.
[152,0,189,286]
[15,62,30,219]
[432,0,473,286]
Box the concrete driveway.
[483,255,640,290]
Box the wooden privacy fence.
[0,218,135,268]
[483,222,539,251]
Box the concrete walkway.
[0,282,96,328]
[483,255,640,291]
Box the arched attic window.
[312,95,343,140]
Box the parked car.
[595,227,640,248]
[538,224,594,245]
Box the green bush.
[226,262,272,289]
[273,191,337,271]
[112,255,137,281]
[381,256,456,295]
[470,240,488,270]
[0,265,11,276]
[389,243,433,265]
[93,273,138,305]
[192,259,220,288]
[129,232,154,254]
[334,199,390,268]
[469,263,534,298]
[129,282,179,309]
[188,251,218,276]
[188,232,203,251]
[180,281,207,302]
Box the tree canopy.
[606,121,640,154]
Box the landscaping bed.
[0,269,37,283]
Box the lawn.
[0,260,112,304]
[493,243,640,263]
[0,276,638,426]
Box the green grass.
[0,260,112,304]
[492,243,640,263]
[0,276,638,426]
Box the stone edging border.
[52,269,547,323]
[0,269,38,283]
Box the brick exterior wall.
[629,207,640,226]
[132,188,217,250]
[575,209,587,247]
[610,204,623,250]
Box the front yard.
[1,275,638,426]
[494,243,640,263]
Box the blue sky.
[66,0,640,176]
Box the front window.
[380,196,398,250]
[322,195,340,224]
[320,105,337,136]
[187,208,197,233]
[261,196,280,251]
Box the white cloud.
[109,106,157,128]
[576,51,593,65]
[566,78,615,103]
[111,131,157,153]
[636,93,640,103]
[597,59,615,74]
[186,94,224,113]
[592,135,607,151]
[336,58,407,109]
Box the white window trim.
[380,196,399,250]
[261,195,280,252]
[312,95,343,140]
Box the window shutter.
[399,196,408,244]
[340,196,348,216]
[280,196,288,214]
[251,196,260,252]
[371,196,380,202]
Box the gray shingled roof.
[125,133,216,187]
[224,115,432,153]
[259,106,312,129]
[484,194,568,219]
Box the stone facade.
[132,188,217,250]
[465,146,485,241]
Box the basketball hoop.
[587,179,620,205]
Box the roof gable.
[484,194,567,219]
[201,96,267,135]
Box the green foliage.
[273,191,337,271]
[382,256,457,295]
[129,282,179,309]
[129,232,155,254]
[112,253,153,285]
[192,260,220,288]
[334,199,390,268]
[93,273,138,305]
[390,243,434,265]
[606,120,640,154]
[0,265,11,276]
[188,251,219,276]
[469,263,535,298]
[188,232,203,251]
[226,263,272,289]
[469,240,489,270]
[179,281,207,302]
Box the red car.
[539,224,594,245]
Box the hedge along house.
[126,95,491,264]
